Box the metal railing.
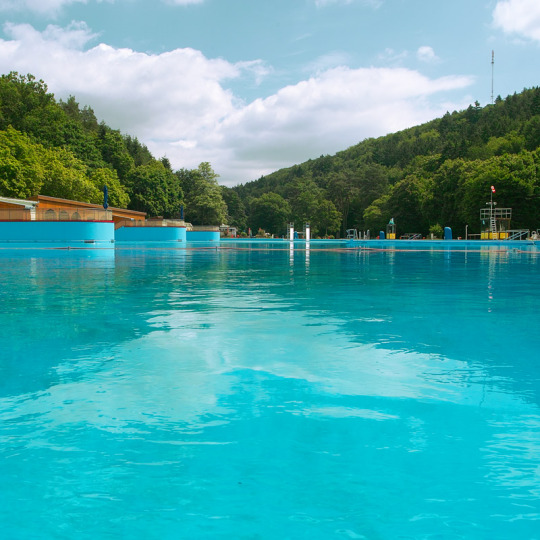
[506,229,530,240]
[480,207,512,220]
[0,208,112,221]
[400,233,422,240]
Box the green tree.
[40,146,101,202]
[0,126,45,198]
[363,194,391,233]
[126,161,183,217]
[285,175,322,231]
[249,192,291,236]
[0,72,54,132]
[180,162,227,225]
[315,199,341,237]
[459,153,539,229]
[89,168,130,208]
[98,126,135,181]
[326,169,359,236]
[522,116,540,151]
[124,135,154,167]
[375,175,431,235]
[221,185,247,230]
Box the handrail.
[506,229,530,240]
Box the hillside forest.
[1,72,539,238]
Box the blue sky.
[0,0,538,185]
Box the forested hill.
[233,87,540,238]
[2,71,539,236]
[0,72,227,225]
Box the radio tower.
[491,50,494,104]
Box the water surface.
[1,245,539,539]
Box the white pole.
[305,223,310,242]
[490,190,494,239]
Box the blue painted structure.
[115,226,186,242]
[346,238,538,250]
[0,221,114,248]
[444,227,452,240]
[187,230,220,242]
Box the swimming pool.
[1,244,539,538]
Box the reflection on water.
[0,246,539,539]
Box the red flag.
[491,185,496,193]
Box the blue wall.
[0,221,114,247]
[115,226,186,242]
[187,230,220,242]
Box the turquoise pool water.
[1,244,539,539]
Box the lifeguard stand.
[386,218,396,240]
[480,206,511,239]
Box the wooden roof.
[33,195,147,221]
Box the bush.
[429,224,444,238]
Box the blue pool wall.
[187,230,220,242]
[346,238,539,250]
[115,226,186,242]
[0,221,114,247]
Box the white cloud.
[0,22,473,186]
[417,46,439,63]
[493,0,540,42]
[377,47,408,64]
[163,0,204,5]
[314,0,382,7]
[0,0,89,15]
[0,0,203,16]
[215,67,472,181]
[304,51,351,74]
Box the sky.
[0,0,538,186]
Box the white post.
[305,223,310,242]
[289,222,294,241]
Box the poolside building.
[0,195,219,245]
[0,195,118,247]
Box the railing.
[116,219,185,229]
[188,225,220,232]
[400,233,422,240]
[0,208,112,221]
[506,229,530,240]
[0,209,32,221]
[480,207,512,220]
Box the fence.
[115,219,185,230]
[0,208,112,221]
[188,225,220,232]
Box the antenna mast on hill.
[491,50,495,104]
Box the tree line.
[1,72,539,237]
[232,89,540,238]
[0,72,226,226]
